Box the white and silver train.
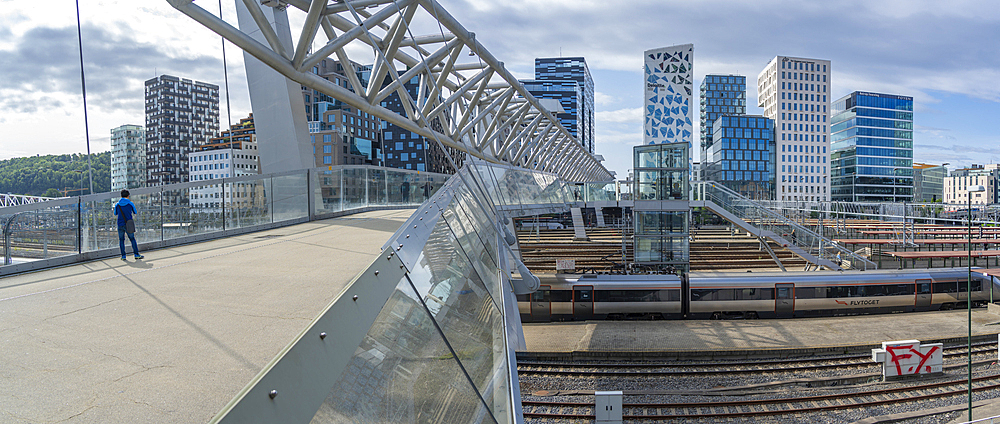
[516,268,996,321]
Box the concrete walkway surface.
[0,209,413,423]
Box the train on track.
[516,268,997,321]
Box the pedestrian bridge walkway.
[0,209,413,423]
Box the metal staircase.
[692,181,878,271]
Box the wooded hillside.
[0,152,112,197]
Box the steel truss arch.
[168,0,612,181]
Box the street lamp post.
[967,184,986,421]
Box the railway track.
[517,341,998,377]
[523,373,1000,420]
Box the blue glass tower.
[532,57,594,154]
[830,92,913,202]
[706,115,776,200]
[699,75,746,162]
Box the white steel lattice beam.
[167,0,611,181]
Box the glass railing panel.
[310,274,498,424]
[158,186,200,240]
[126,192,164,245]
[2,201,80,264]
[367,168,387,207]
[185,183,224,234]
[84,194,131,251]
[453,191,499,269]
[271,172,309,222]
[314,169,343,215]
[406,221,508,422]
[385,169,410,205]
[342,168,367,210]
[226,178,273,229]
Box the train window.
[738,288,758,300]
[516,294,529,302]
[574,290,592,302]
[596,290,663,302]
[715,289,736,300]
[795,288,823,299]
[887,284,914,296]
[759,288,774,300]
[531,290,550,301]
[957,281,983,292]
[550,290,572,302]
[918,283,931,294]
[664,290,681,301]
[691,289,714,301]
[933,281,958,293]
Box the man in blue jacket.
[114,189,144,261]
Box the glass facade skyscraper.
[830,92,913,202]
[533,57,594,154]
[699,75,746,163]
[706,115,776,200]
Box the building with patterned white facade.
[110,124,146,191]
[757,56,831,202]
[644,44,693,146]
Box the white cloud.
[594,92,617,106]
[596,108,643,124]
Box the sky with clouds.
[1,0,998,179]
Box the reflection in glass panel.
[272,172,308,222]
[342,168,367,210]
[368,168,387,206]
[311,275,499,424]
[2,202,81,262]
[405,222,507,421]
[226,179,272,229]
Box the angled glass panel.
[405,227,508,422]
[310,275,498,424]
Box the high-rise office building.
[644,44,693,146]
[144,75,220,186]
[830,92,913,202]
[110,124,146,191]
[531,57,594,154]
[381,75,458,173]
[303,59,382,167]
[913,163,947,203]
[699,74,746,162]
[705,115,776,200]
[757,56,831,202]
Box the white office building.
[643,44,693,146]
[189,128,259,211]
[110,124,146,191]
[757,56,831,202]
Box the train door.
[916,279,932,308]
[530,285,551,321]
[775,283,794,316]
[573,285,594,320]
[957,279,968,302]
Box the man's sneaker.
[120,256,127,261]
[134,254,144,260]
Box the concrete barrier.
[872,339,943,380]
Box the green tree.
[0,152,112,196]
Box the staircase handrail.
[695,181,878,270]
